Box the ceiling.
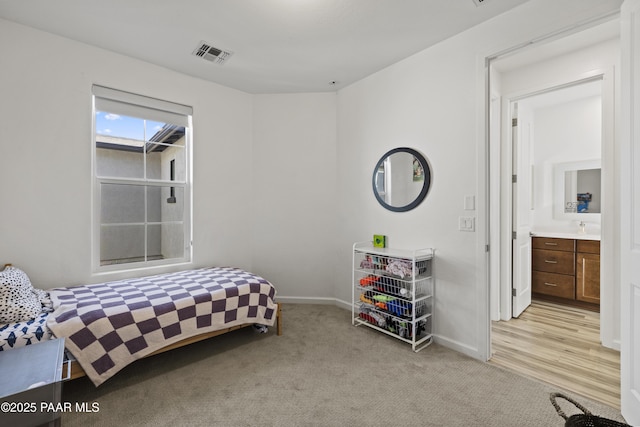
[0,0,532,94]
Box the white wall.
[530,94,602,233]
[252,94,337,301]
[336,44,483,355]
[0,19,255,287]
[335,0,623,359]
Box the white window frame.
[91,85,193,273]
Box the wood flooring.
[489,300,620,409]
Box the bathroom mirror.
[372,147,431,212]
[553,159,601,220]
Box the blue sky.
[96,111,165,141]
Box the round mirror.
[372,147,431,212]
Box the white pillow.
[0,266,42,323]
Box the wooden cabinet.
[531,236,600,310]
[531,237,575,299]
[576,240,601,305]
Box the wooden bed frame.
[64,303,282,380]
[0,264,282,382]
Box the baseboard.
[433,335,482,360]
[610,339,621,352]
[276,296,486,361]
[276,296,342,305]
[333,298,353,311]
[275,296,353,311]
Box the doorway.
[487,19,620,407]
[510,77,603,317]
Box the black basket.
[550,393,630,427]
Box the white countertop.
[530,231,600,241]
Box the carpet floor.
[60,304,627,426]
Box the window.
[92,86,192,270]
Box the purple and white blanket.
[46,267,277,386]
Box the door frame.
[487,41,618,348]
[619,0,640,421]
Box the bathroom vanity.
[531,234,600,311]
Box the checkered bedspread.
[46,267,277,386]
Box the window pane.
[96,111,183,145]
[95,112,149,179]
[101,184,145,224]
[145,120,167,142]
[93,87,191,271]
[149,223,185,260]
[147,186,184,223]
[100,224,145,265]
[96,145,145,179]
[165,144,186,182]
[146,131,187,181]
[146,151,162,180]
[96,111,146,142]
[96,111,187,181]
[147,224,162,260]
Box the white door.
[620,0,640,423]
[511,102,532,318]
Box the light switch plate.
[464,195,475,210]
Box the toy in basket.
[550,393,630,427]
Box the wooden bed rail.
[64,303,282,381]
[1,263,283,381]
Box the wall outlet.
[459,216,475,232]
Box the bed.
[0,265,282,386]
[0,312,53,351]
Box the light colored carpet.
[61,304,627,426]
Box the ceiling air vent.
[192,41,234,65]
[472,0,489,6]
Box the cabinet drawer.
[532,237,575,252]
[532,249,575,275]
[577,239,600,255]
[532,271,575,299]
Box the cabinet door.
[576,253,600,304]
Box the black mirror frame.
[372,147,431,212]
